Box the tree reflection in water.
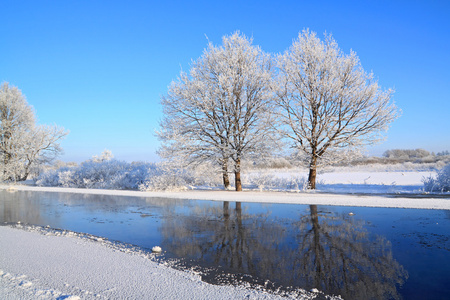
[0,191,46,224]
[160,202,408,299]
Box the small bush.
[139,172,189,191]
[423,163,450,193]
[246,173,308,191]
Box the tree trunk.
[3,150,11,179]
[234,158,242,191]
[222,159,231,190]
[308,167,317,189]
[223,173,230,189]
[308,156,318,189]
[18,159,33,181]
[220,137,231,189]
[235,171,242,191]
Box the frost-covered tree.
[0,82,68,181]
[92,149,114,162]
[158,32,277,191]
[276,30,399,189]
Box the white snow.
[0,170,449,299]
[317,171,431,186]
[152,246,162,253]
[1,226,314,299]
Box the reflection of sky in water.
[1,190,449,299]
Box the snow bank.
[0,226,331,299]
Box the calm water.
[1,190,449,300]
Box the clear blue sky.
[1,0,449,162]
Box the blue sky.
[1,0,449,162]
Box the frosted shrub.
[35,167,74,187]
[118,162,160,190]
[139,174,187,191]
[36,158,161,190]
[72,160,128,189]
[58,169,76,187]
[282,176,309,191]
[423,163,450,192]
[248,173,276,191]
[139,169,193,191]
[189,164,222,187]
[247,173,308,191]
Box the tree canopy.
[0,82,68,181]
[158,32,277,191]
[276,30,399,188]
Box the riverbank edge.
[1,184,449,210]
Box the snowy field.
[245,169,436,194]
[1,170,449,299]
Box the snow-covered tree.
[92,149,114,162]
[276,30,399,189]
[158,32,277,191]
[0,82,68,181]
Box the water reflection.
[0,190,186,224]
[293,205,407,299]
[0,190,188,249]
[160,202,408,299]
[0,191,47,224]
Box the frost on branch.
[0,82,68,181]
[157,31,280,191]
[92,149,114,162]
[36,156,158,190]
[275,29,400,189]
[35,151,222,191]
[423,163,450,193]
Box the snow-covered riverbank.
[2,225,324,300]
[2,172,449,210]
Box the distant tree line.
[436,150,450,156]
[377,148,450,164]
[383,148,431,159]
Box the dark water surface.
[1,190,449,299]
